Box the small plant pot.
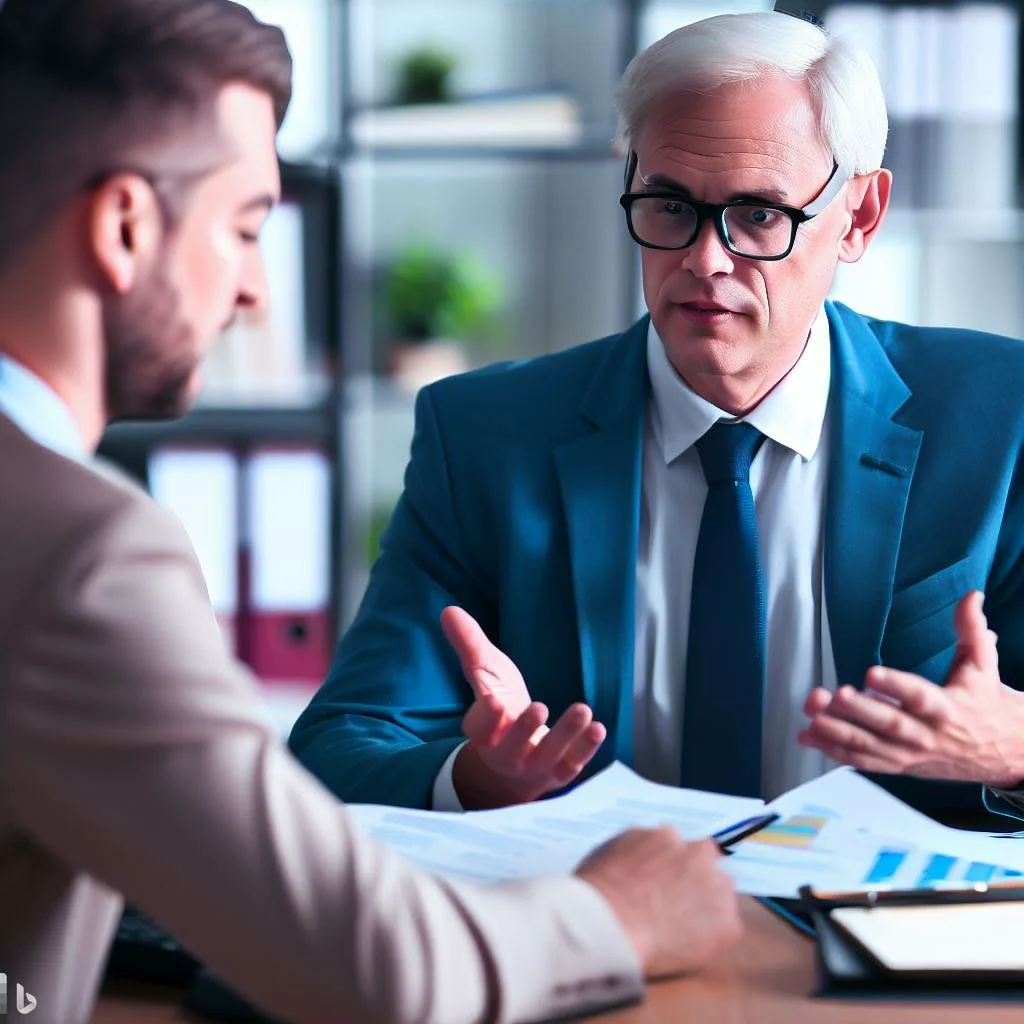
[388,338,469,393]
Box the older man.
[292,11,1024,815]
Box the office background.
[97,0,1024,732]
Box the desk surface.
[92,898,1023,1024]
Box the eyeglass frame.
[618,149,848,262]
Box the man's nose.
[237,249,269,313]
[679,219,735,278]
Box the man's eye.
[747,208,778,226]
[239,231,260,245]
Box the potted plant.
[380,244,503,392]
[394,47,457,106]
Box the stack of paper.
[344,763,1024,898]
[345,764,760,883]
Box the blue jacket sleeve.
[289,384,496,809]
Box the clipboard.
[798,883,1024,999]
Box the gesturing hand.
[799,591,1024,787]
[440,606,607,809]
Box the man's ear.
[88,173,164,294]
[837,168,891,265]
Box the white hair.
[615,11,888,177]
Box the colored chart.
[744,814,828,850]
[862,847,1024,887]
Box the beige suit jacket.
[0,414,641,1024]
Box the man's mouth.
[680,301,731,314]
[677,301,735,324]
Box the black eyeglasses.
[618,150,847,261]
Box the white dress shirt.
[636,312,836,799]
[434,311,837,809]
[0,354,85,462]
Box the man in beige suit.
[0,2,742,1022]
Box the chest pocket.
[881,556,976,678]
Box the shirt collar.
[0,355,87,462]
[646,308,831,465]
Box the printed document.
[344,762,1024,897]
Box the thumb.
[953,590,997,677]
[440,606,498,698]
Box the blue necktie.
[680,421,766,797]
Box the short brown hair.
[0,0,293,269]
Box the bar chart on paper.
[863,847,1024,888]
[727,793,1024,897]
[742,814,829,850]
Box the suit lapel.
[554,319,647,770]
[824,303,923,688]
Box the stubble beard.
[102,259,199,423]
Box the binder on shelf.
[885,6,924,209]
[348,90,584,149]
[937,2,1019,212]
[824,6,893,190]
[244,446,333,685]
[913,6,945,210]
[147,447,241,655]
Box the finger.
[803,687,833,717]
[440,606,499,697]
[953,590,997,676]
[797,730,903,774]
[550,722,608,784]
[441,607,531,709]
[803,712,899,762]
[525,704,594,775]
[462,693,508,747]
[491,702,550,772]
[828,684,937,750]
[864,666,951,725]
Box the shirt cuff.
[432,740,468,812]
[447,874,644,1023]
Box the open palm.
[440,606,607,808]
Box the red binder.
[243,446,332,684]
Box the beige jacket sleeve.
[0,496,642,1024]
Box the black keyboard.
[106,906,282,1022]
[105,905,201,988]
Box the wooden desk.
[91,899,1023,1024]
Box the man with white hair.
[294,10,1024,815]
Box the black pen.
[713,812,780,854]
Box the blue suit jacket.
[291,303,1024,811]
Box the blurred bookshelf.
[337,0,758,613]
[821,0,1024,337]
[96,0,1024,725]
